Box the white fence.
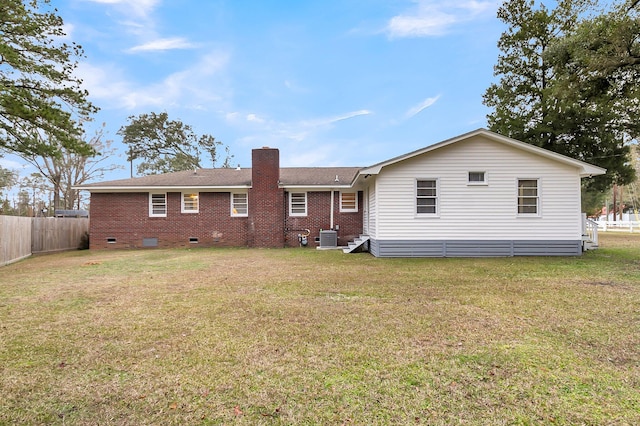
[0,216,89,267]
[596,220,640,232]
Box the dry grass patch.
[1,234,639,425]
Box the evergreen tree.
[483,0,635,192]
[1,0,97,157]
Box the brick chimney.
[248,147,284,247]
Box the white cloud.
[75,62,131,101]
[406,95,441,118]
[236,135,344,167]
[263,110,372,143]
[284,145,336,167]
[60,23,75,39]
[84,0,159,19]
[0,157,27,170]
[76,50,231,110]
[119,20,151,38]
[225,112,240,122]
[225,109,373,166]
[246,114,266,124]
[301,109,372,127]
[386,0,497,38]
[284,79,310,94]
[387,13,456,38]
[83,0,163,45]
[228,109,371,139]
[127,37,197,52]
[464,0,498,14]
[327,109,372,124]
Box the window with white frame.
[289,192,307,216]
[416,179,438,215]
[231,193,248,216]
[182,192,199,213]
[517,179,539,215]
[468,171,487,185]
[340,191,358,212]
[149,193,167,217]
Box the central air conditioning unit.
[319,230,338,248]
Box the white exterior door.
[363,187,370,235]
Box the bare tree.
[20,123,123,211]
[18,172,50,216]
[0,165,18,199]
[119,112,233,175]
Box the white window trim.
[467,171,488,186]
[416,178,439,217]
[339,191,358,212]
[149,192,167,217]
[231,192,248,217]
[289,192,307,216]
[517,178,541,217]
[181,192,199,213]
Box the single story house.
[78,129,606,257]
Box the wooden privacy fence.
[0,216,32,267]
[31,217,89,253]
[0,216,89,267]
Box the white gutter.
[281,185,353,190]
[74,185,251,192]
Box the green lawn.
[1,233,639,425]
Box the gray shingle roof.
[279,168,361,186]
[78,167,363,190]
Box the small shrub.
[78,232,90,250]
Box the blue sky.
[3,0,505,181]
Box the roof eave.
[75,185,251,192]
[355,128,608,178]
[579,165,607,177]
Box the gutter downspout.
[330,190,335,229]
[283,190,287,247]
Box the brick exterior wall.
[88,148,363,250]
[89,192,249,249]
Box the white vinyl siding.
[149,193,167,217]
[369,135,582,241]
[340,192,358,212]
[231,193,248,216]
[182,192,199,213]
[289,192,307,216]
